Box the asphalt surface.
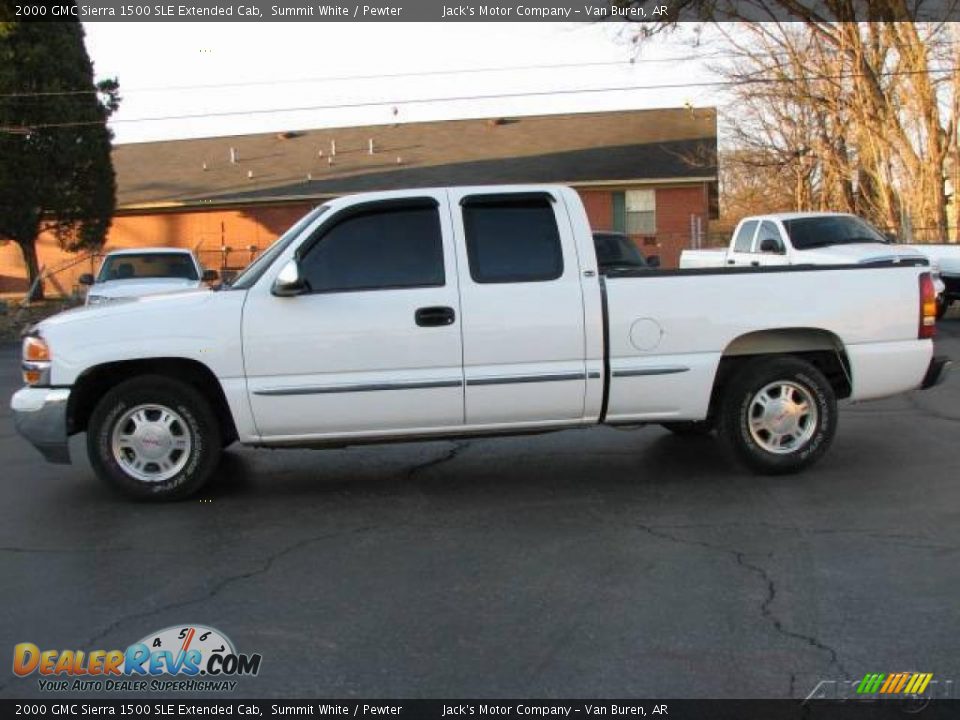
[1,319,959,701]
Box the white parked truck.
[909,244,960,316]
[79,248,218,305]
[11,186,950,500]
[680,212,950,315]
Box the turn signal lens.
[23,368,43,385]
[919,273,937,339]
[23,335,50,362]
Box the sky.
[80,22,727,145]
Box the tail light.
[919,272,937,339]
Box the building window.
[625,189,656,235]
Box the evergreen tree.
[0,3,120,300]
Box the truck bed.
[599,261,932,423]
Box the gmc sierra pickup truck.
[11,186,950,500]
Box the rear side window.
[733,220,758,253]
[299,202,444,293]
[462,196,563,283]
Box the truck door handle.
[726,259,736,265]
[751,261,760,267]
[415,306,456,327]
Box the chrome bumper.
[921,356,951,390]
[10,387,71,464]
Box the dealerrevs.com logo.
[12,624,262,693]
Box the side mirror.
[271,259,307,297]
[646,255,661,268]
[884,231,898,243]
[79,273,94,286]
[202,269,219,282]
[759,238,784,254]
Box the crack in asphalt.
[0,526,369,695]
[78,524,381,649]
[904,393,960,423]
[403,440,471,483]
[631,522,852,687]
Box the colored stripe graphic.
[880,674,898,693]
[857,672,933,695]
[893,673,910,693]
[856,673,880,694]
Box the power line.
[5,35,960,99]
[3,65,957,133]
[0,52,743,99]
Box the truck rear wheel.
[718,357,836,475]
[87,375,222,501]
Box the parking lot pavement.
[0,322,958,701]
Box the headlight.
[22,335,51,386]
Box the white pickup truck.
[680,212,952,316]
[911,244,960,316]
[79,248,218,305]
[11,186,950,500]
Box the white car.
[80,248,217,305]
[909,244,960,316]
[680,212,947,311]
[11,185,950,500]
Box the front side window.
[97,253,198,282]
[299,202,444,293]
[463,196,563,283]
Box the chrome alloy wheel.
[747,381,818,455]
[111,404,192,482]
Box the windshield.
[97,253,198,282]
[783,216,889,250]
[229,205,329,290]
[593,232,647,269]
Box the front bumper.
[921,356,951,390]
[10,387,71,464]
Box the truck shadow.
[201,429,742,504]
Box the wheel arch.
[67,357,238,445]
[707,328,852,420]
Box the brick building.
[0,107,717,293]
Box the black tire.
[718,356,836,475]
[660,421,713,436]
[87,375,222,501]
[936,297,948,320]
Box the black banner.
[3,700,960,719]
[7,0,960,22]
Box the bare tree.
[638,6,960,241]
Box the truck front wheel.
[718,357,836,475]
[87,375,222,501]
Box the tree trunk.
[16,240,44,302]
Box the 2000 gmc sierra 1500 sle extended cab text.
[10,186,951,500]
